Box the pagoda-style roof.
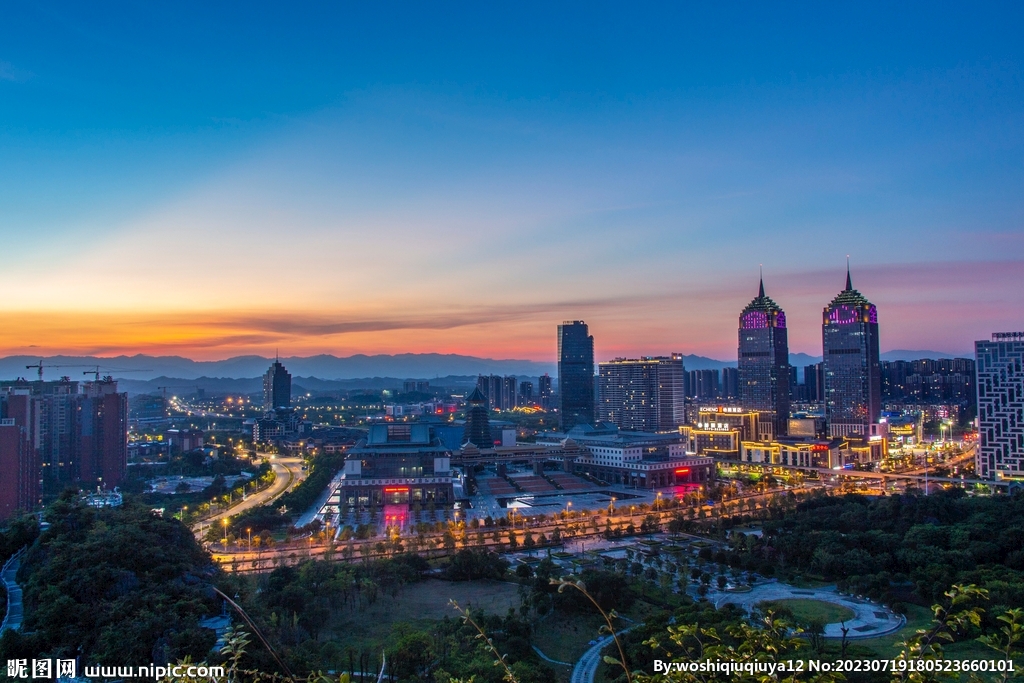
[741,278,784,315]
[467,387,487,404]
[826,269,873,308]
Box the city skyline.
[1,5,1022,361]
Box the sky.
[1,2,1022,362]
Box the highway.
[193,455,306,537]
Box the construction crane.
[24,360,91,381]
[82,366,153,381]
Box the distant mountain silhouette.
[0,349,972,386]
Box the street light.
[247,528,252,552]
[222,518,229,548]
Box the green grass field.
[757,598,855,625]
[327,579,522,652]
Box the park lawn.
[327,579,522,652]
[758,598,855,625]
[531,600,656,675]
[531,611,605,667]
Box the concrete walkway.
[714,581,904,639]
[0,548,25,634]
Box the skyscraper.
[598,355,685,431]
[558,321,595,430]
[263,358,292,412]
[463,387,493,447]
[822,268,881,437]
[738,277,791,436]
[975,332,1024,479]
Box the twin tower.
[739,268,881,438]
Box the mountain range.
[0,349,972,385]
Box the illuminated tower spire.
[822,264,881,437]
[738,273,790,437]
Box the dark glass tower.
[822,268,881,436]
[557,321,595,431]
[738,278,790,436]
[263,358,292,412]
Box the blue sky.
[1,2,1022,360]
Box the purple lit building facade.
[822,270,881,437]
[738,278,790,437]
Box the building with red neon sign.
[336,423,453,510]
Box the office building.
[597,355,685,432]
[558,321,595,430]
[738,278,791,436]
[975,332,1024,479]
[336,423,452,512]
[263,359,292,412]
[537,423,714,489]
[822,268,881,437]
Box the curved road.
[571,625,639,683]
[0,549,25,635]
[194,456,305,537]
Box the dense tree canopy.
[0,494,219,665]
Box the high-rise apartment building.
[804,363,824,402]
[0,378,128,499]
[975,332,1024,479]
[0,396,38,522]
[263,359,292,412]
[519,381,534,404]
[721,367,739,399]
[78,379,129,489]
[598,355,685,432]
[475,375,518,411]
[880,359,975,406]
[557,321,595,430]
[538,374,553,409]
[738,279,791,436]
[822,269,881,437]
[687,369,720,400]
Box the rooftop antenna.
[758,264,764,297]
[846,255,852,290]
